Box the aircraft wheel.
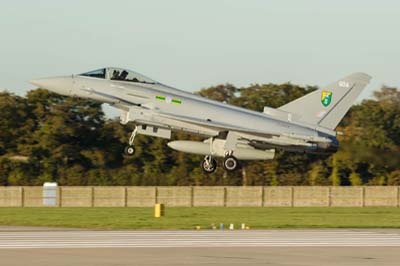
[201,157,217,174]
[223,156,239,171]
[124,145,136,156]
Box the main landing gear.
[124,126,137,156]
[201,154,240,173]
[222,155,239,171]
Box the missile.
[167,140,274,160]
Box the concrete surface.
[0,226,400,266]
[0,226,84,232]
[293,186,329,207]
[226,186,262,207]
[21,186,43,207]
[61,186,92,207]
[93,186,125,207]
[127,186,156,207]
[365,186,399,207]
[2,186,400,207]
[157,186,192,207]
[330,186,364,207]
[0,229,400,265]
[193,186,225,206]
[1,247,400,266]
[264,186,293,206]
[0,187,22,207]
[1,229,400,248]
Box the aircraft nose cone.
[28,79,42,87]
[29,76,73,96]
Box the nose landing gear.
[124,126,137,156]
[201,155,217,173]
[124,145,136,155]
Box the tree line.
[0,83,399,186]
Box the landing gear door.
[137,125,171,139]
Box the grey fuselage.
[74,76,325,137]
[30,70,339,155]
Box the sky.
[0,0,399,117]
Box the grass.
[0,207,400,230]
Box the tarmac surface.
[0,228,400,265]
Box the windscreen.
[109,68,156,84]
[79,68,106,79]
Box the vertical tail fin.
[278,73,371,130]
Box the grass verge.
[0,207,399,230]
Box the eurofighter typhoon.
[30,68,371,173]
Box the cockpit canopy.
[79,67,157,84]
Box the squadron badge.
[321,91,332,107]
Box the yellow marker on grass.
[154,203,165,218]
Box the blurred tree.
[197,84,237,103]
[0,84,398,186]
[388,170,400,185]
[0,92,31,155]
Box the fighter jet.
[29,68,371,173]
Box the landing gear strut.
[223,155,239,172]
[124,126,137,156]
[201,155,217,174]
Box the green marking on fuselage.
[155,95,182,104]
[171,99,182,104]
[155,95,166,101]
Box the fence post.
[58,187,62,207]
[155,187,158,204]
[291,187,294,207]
[20,187,24,207]
[124,187,128,207]
[328,186,332,207]
[362,186,366,207]
[223,187,227,207]
[91,187,95,207]
[261,186,265,207]
[190,186,194,207]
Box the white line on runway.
[0,230,400,248]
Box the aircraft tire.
[223,156,239,171]
[201,158,217,174]
[124,146,136,156]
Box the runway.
[1,229,400,248]
[1,229,400,266]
